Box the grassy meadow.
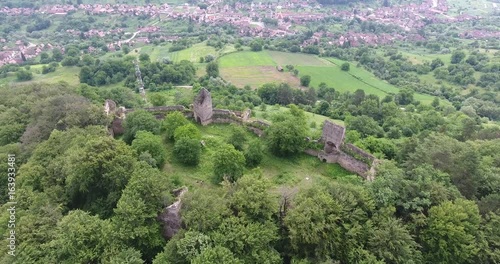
[268,50,330,66]
[218,49,438,104]
[219,51,276,67]
[0,65,81,87]
[169,42,217,63]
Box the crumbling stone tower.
[321,120,345,153]
[193,88,213,125]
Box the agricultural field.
[219,50,438,104]
[308,58,437,104]
[220,66,301,89]
[169,42,217,63]
[136,44,173,62]
[0,65,80,87]
[268,50,330,66]
[219,51,276,68]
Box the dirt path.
[124,20,160,43]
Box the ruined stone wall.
[250,120,271,129]
[246,126,265,137]
[335,152,372,179]
[341,143,375,164]
[213,109,232,116]
[104,99,116,116]
[143,105,186,112]
[304,149,321,157]
[322,120,345,150]
[318,150,373,179]
[125,105,186,114]
[211,118,242,125]
[111,118,124,136]
[245,120,271,137]
[193,88,213,125]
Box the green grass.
[252,104,344,132]
[147,88,193,106]
[268,50,330,66]
[169,42,217,63]
[220,66,300,88]
[400,51,452,65]
[219,44,238,56]
[0,66,81,87]
[218,50,437,104]
[138,44,173,62]
[219,51,276,68]
[300,58,436,104]
[446,0,495,15]
[296,65,396,97]
[160,122,358,189]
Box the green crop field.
[268,50,330,66]
[137,45,172,62]
[220,66,300,88]
[5,65,81,87]
[128,42,217,63]
[219,51,276,68]
[296,65,391,96]
[169,42,217,63]
[218,50,438,104]
[317,58,436,104]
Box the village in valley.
[0,0,499,66]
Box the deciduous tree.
[174,138,201,166]
[421,199,482,263]
[131,131,166,168]
[212,144,245,183]
[162,111,189,141]
[123,110,160,144]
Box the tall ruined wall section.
[318,151,373,179]
[315,120,377,180]
[322,121,345,148]
[193,88,213,125]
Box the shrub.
[174,138,201,166]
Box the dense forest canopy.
[0,79,499,263]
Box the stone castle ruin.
[193,88,213,125]
[322,120,345,153]
[315,121,376,180]
[105,88,376,180]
